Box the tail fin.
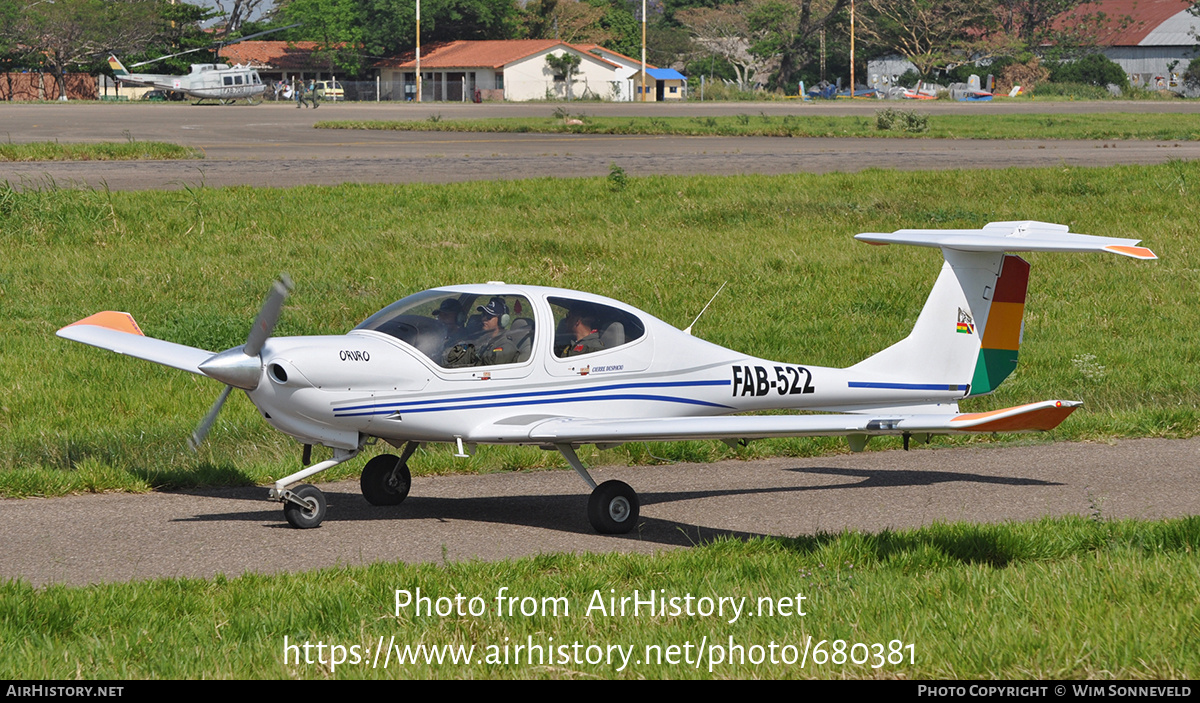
[850,220,1155,396]
[107,55,128,77]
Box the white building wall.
[504,49,620,101]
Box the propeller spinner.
[189,275,293,449]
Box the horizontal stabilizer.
[523,400,1080,444]
[57,311,213,375]
[856,220,1156,259]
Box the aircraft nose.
[198,346,262,390]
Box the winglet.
[61,311,144,336]
[1103,244,1157,260]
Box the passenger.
[561,305,603,357]
[432,298,465,346]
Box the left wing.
[524,400,1079,445]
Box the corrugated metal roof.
[646,68,686,80]
[1056,0,1199,46]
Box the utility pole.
[849,0,855,97]
[640,0,646,102]
[415,0,422,102]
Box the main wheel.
[360,454,411,506]
[283,484,326,529]
[587,480,639,534]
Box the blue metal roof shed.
[645,68,686,80]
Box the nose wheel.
[282,484,326,529]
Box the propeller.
[189,274,293,450]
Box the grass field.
[4,158,1198,680]
[3,516,1197,678]
[3,162,1197,498]
[316,111,1200,140]
[0,140,201,161]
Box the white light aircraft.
[57,221,1156,533]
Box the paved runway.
[3,100,1196,586]
[2,102,1199,190]
[4,438,1197,586]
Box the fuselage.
[120,62,266,100]
[242,284,968,450]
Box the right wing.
[57,311,213,375]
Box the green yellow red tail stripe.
[969,255,1028,396]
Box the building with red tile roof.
[219,39,682,101]
[375,39,667,101]
[216,41,347,96]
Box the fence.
[0,72,94,101]
[263,79,493,102]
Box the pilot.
[445,297,522,367]
[561,305,603,357]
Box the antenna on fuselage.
[683,281,726,335]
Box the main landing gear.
[359,442,417,506]
[271,441,640,535]
[559,444,640,534]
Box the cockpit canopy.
[355,288,645,369]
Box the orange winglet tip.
[951,401,1079,432]
[1104,245,1157,260]
[63,311,144,336]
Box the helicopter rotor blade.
[127,24,301,69]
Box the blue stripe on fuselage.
[332,379,732,417]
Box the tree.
[545,49,581,98]
[677,1,775,90]
[993,0,1098,46]
[523,0,611,44]
[859,0,998,78]
[746,0,847,90]
[274,0,366,74]
[5,0,162,97]
[275,0,521,69]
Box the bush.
[1046,53,1129,91]
[1185,57,1200,89]
[1030,82,1113,99]
[875,108,929,133]
[998,56,1051,94]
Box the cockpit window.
[356,290,535,368]
[548,297,645,358]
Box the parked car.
[142,89,183,101]
[314,80,344,101]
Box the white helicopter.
[107,24,299,104]
[109,54,267,104]
[57,221,1155,534]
